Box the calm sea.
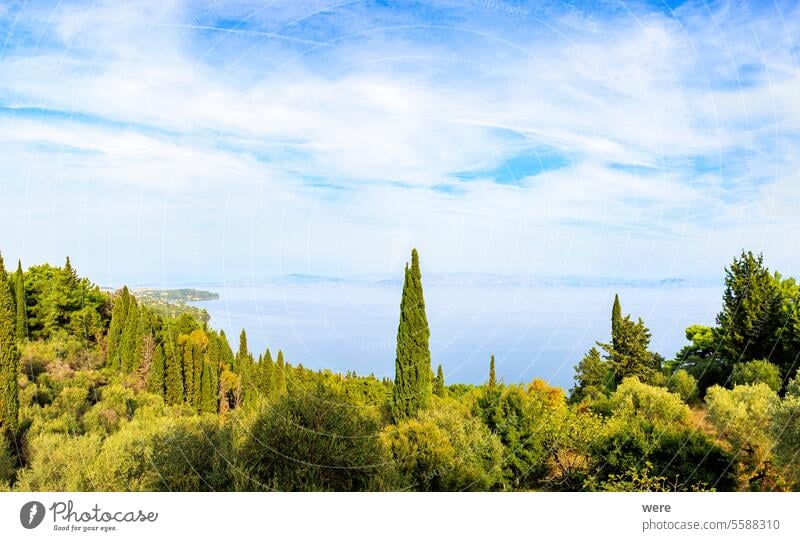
[172,279,722,390]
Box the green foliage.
[0,435,15,486]
[473,384,553,489]
[106,287,131,370]
[666,369,699,403]
[714,251,796,387]
[571,347,614,403]
[433,364,446,397]
[611,293,622,350]
[731,359,781,392]
[772,381,800,488]
[540,404,603,490]
[383,399,504,490]
[0,253,20,439]
[599,315,658,384]
[488,354,496,388]
[24,261,108,343]
[15,432,101,490]
[705,383,780,489]
[590,378,734,491]
[144,416,230,491]
[146,343,166,398]
[237,383,386,491]
[13,261,28,341]
[672,324,721,396]
[392,249,432,421]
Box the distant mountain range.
[142,273,720,289]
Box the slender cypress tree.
[164,336,184,405]
[200,360,216,413]
[147,343,166,398]
[219,330,235,369]
[107,287,131,370]
[488,354,497,388]
[13,261,27,341]
[235,329,249,373]
[275,350,287,395]
[0,253,20,438]
[611,293,622,350]
[119,299,141,373]
[391,248,432,421]
[259,348,274,395]
[433,364,446,397]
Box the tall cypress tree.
[0,253,20,438]
[119,298,141,373]
[488,354,497,388]
[164,336,184,405]
[274,350,287,396]
[200,360,217,413]
[13,261,27,341]
[107,287,131,370]
[391,248,432,421]
[147,343,166,398]
[433,364,446,397]
[235,329,249,373]
[611,293,622,350]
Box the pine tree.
[391,248,432,421]
[611,293,622,350]
[0,253,20,438]
[13,261,27,341]
[433,364,446,397]
[488,354,497,388]
[147,343,166,398]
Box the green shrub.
[146,416,231,491]
[16,433,100,490]
[472,384,553,489]
[706,383,779,489]
[588,378,734,491]
[382,399,504,491]
[236,383,386,491]
[770,388,800,489]
[667,369,699,403]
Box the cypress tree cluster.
[0,254,20,439]
[391,248,432,421]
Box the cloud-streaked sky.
[1,0,799,285]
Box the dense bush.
[236,384,387,491]
[382,398,504,491]
[473,384,553,489]
[706,383,779,489]
[666,369,698,403]
[588,378,735,491]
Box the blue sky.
[0,0,799,286]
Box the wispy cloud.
[0,0,798,284]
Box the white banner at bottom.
[1,492,798,540]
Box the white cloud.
[0,0,798,281]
